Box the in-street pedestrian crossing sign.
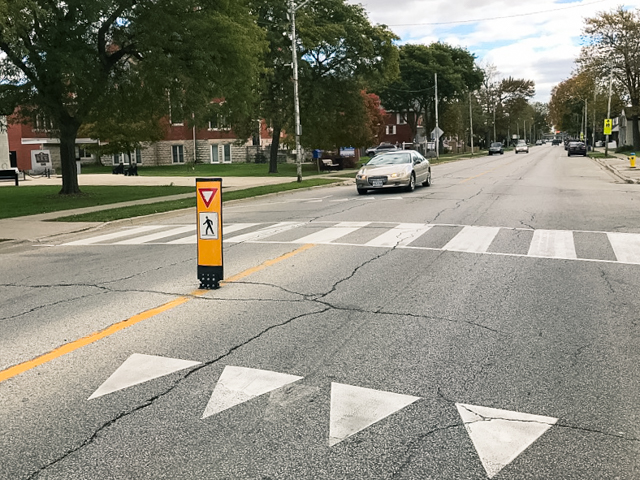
[604,118,612,135]
[196,178,223,288]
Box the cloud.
[349,0,640,102]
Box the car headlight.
[390,172,399,178]
[356,170,366,180]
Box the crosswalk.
[63,222,640,265]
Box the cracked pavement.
[2,147,640,479]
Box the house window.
[386,125,396,135]
[172,145,184,163]
[209,115,230,130]
[211,144,219,163]
[169,92,184,126]
[396,113,407,125]
[211,144,232,163]
[113,153,121,165]
[77,147,93,159]
[135,148,142,164]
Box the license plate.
[372,179,383,187]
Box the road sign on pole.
[196,178,223,289]
[603,118,612,135]
[432,127,444,139]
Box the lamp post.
[289,0,310,182]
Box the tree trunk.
[633,114,640,150]
[59,119,81,195]
[269,124,281,174]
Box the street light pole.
[289,0,310,182]
[605,69,613,157]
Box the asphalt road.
[1,144,639,479]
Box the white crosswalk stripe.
[224,222,306,243]
[365,223,432,247]
[114,225,195,245]
[528,230,577,259]
[606,232,640,264]
[443,226,500,253]
[61,222,640,266]
[292,222,370,244]
[63,225,167,246]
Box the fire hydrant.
[630,153,636,168]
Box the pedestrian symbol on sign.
[199,212,219,239]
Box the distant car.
[365,143,400,157]
[551,139,561,146]
[567,141,587,156]
[356,150,431,194]
[488,142,504,155]
[515,140,529,154]
[535,140,542,145]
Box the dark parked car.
[567,142,587,156]
[551,139,561,146]
[488,142,504,155]
[365,143,400,157]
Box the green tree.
[380,43,483,144]
[0,0,264,194]
[579,7,640,148]
[252,0,398,173]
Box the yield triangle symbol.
[202,366,303,419]
[199,188,218,208]
[329,382,420,446]
[456,403,558,478]
[88,353,201,400]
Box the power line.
[384,0,608,27]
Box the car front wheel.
[405,173,415,192]
[357,188,367,195]
[422,169,431,187]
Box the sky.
[349,0,640,103]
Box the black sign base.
[198,266,223,289]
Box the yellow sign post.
[604,118,612,135]
[196,178,223,289]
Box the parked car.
[515,140,529,154]
[567,141,587,156]
[535,140,543,145]
[365,143,400,157]
[356,150,431,194]
[551,139,561,145]
[488,142,504,155]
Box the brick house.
[6,114,275,172]
[376,112,415,146]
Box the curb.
[590,156,639,184]
[0,178,353,248]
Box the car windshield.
[517,141,526,145]
[367,152,412,165]
[491,143,502,147]
[569,142,583,146]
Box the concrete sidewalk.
[0,173,312,243]
[590,150,640,184]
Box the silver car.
[355,150,431,194]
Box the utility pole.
[435,72,439,159]
[289,0,310,182]
[524,119,527,143]
[469,91,474,156]
[592,88,596,151]
[605,68,613,157]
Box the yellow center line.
[0,244,316,384]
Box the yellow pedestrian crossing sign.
[196,178,223,289]
[604,118,612,135]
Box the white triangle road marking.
[329,382,420,446]
[456,403,558,478]
[88,354,201,400]
[202,366,303,419]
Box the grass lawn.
[81,162,323,177]
[0,185,193,219]
[54,178,344,222]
